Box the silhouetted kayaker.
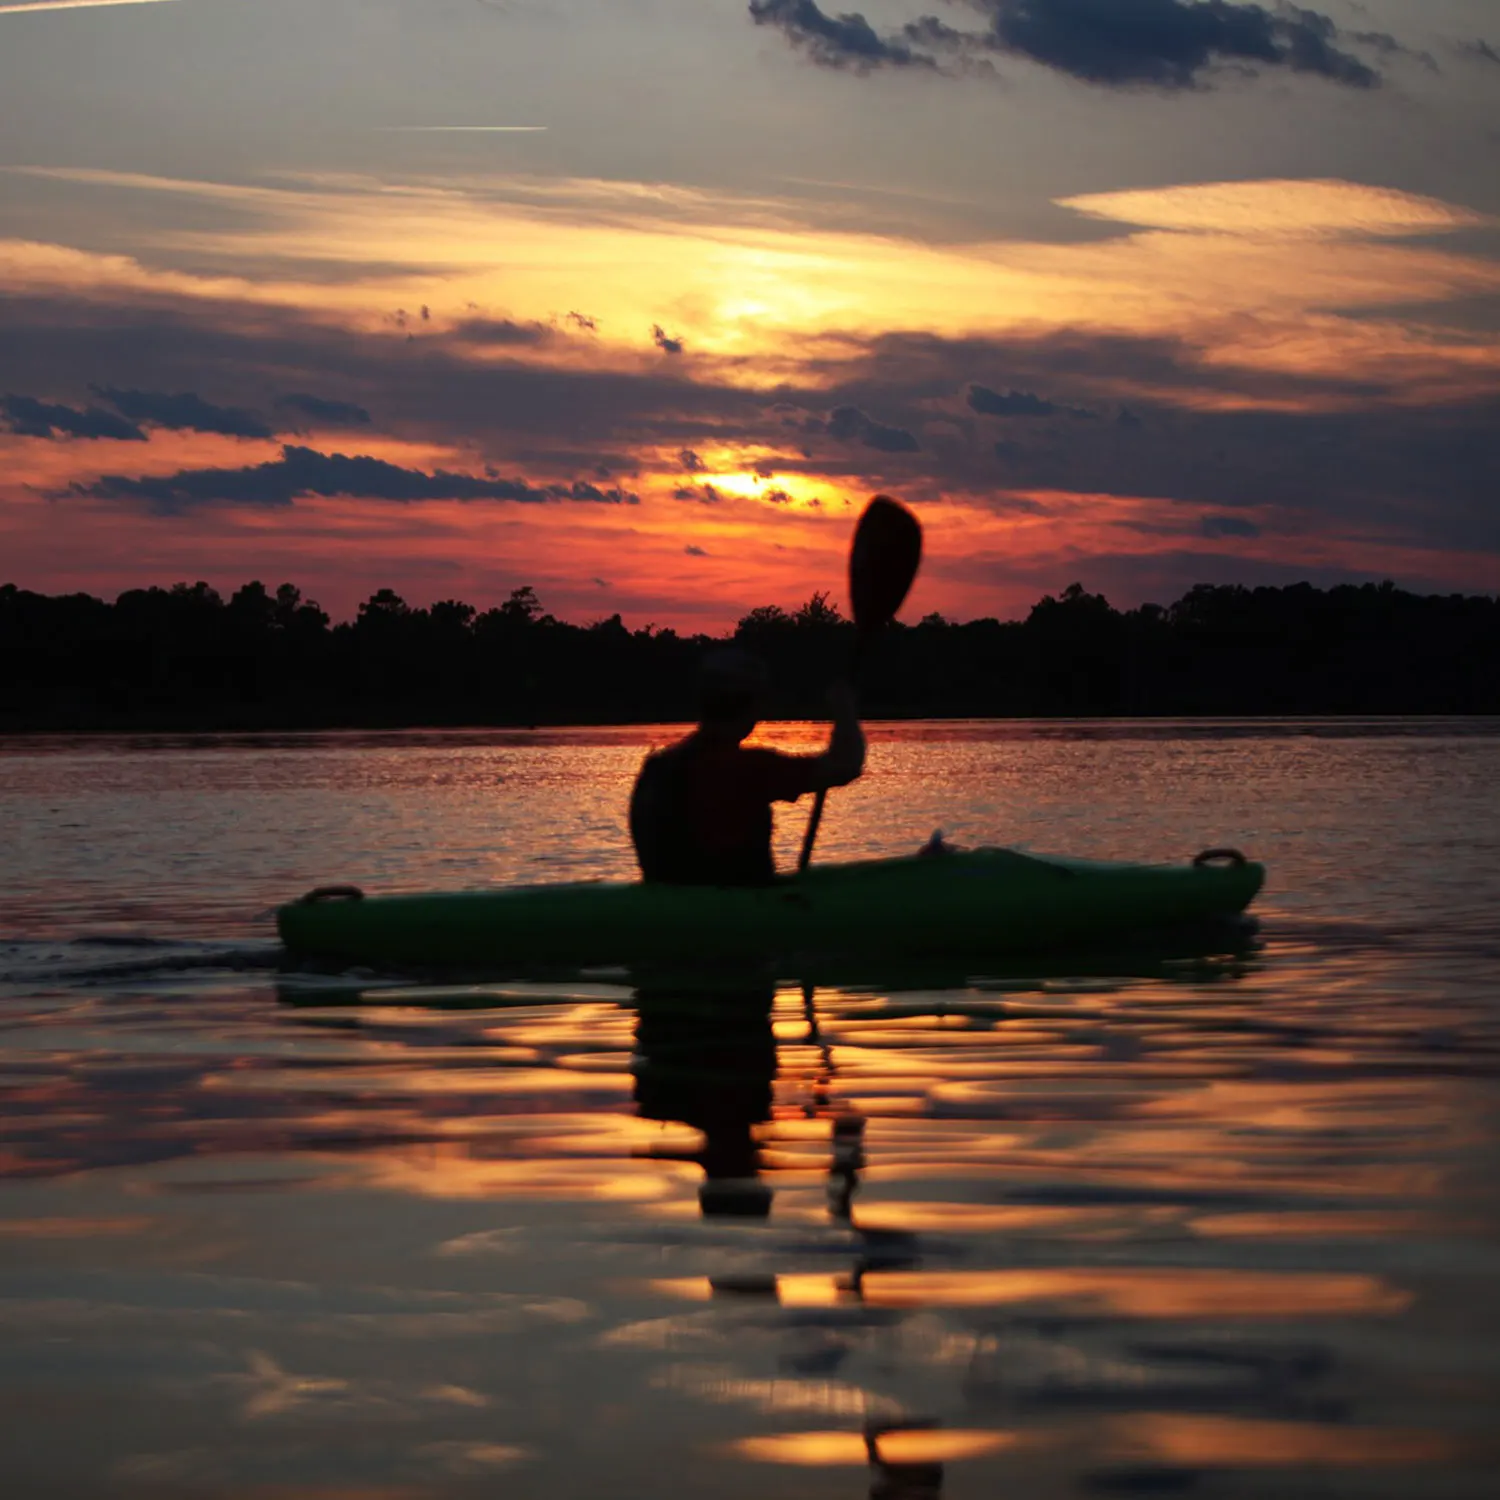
[629,648,865,885]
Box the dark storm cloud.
[978,0,1381,91]
[968,384,1094,418]
[970,394,1500,549]
[653,325,685,356]
[987,0,1386,89]
[1457,38,1500,67]
[827,404,921,452]
[749,0,937,71]
[802,327,1500,550]
[749,0,1389,90]
[822,325,1390,414]
[91,386,274,439]
[275,393,373,429]
[4,290,1495,558]
[0,292,770,475]
[448,317,555,347]
[1,393,145,442]
[75,445,639,512]
[563,479,638,503]
[1347,28,1424,66]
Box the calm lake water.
[2,720,1498,1498]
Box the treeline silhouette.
[1,577,1496,730]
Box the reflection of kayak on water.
[276,845,1264,972]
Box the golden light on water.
[202,1065,634,1095]
[730,1429,1022,1466]
[846,1201,1126,1233]
[1109,1414,1455,1467]
[1190,1210,1453,1239]
[0,1217,151,1238]
[859,1268,1411,1316]
[2,723,1496,1490]
[727,1416,1457,1469]
[652,1268,1411,1317]
[339,1144,693,1202]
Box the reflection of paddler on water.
[630,979,779,1217]
[628,979,871,1226]
[630,980,943,1498]
[629,976,930,1262]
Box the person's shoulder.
[646,730,698,761]
[637,733,696,783]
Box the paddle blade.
[849,495,922,632]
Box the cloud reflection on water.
[1,728,1497,1493]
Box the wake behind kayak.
[275,848,1264,972]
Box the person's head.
[698,648,770,742]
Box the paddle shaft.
[797,788,830,875]
[796,627,874,874]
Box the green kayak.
[276,847,1264,972]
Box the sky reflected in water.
[1,721,1498,1496]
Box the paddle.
[797,495,922,874]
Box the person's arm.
[812,679,865,790]
[761,682,866,801]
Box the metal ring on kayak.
[299,885,366,904]
[1193,848,1247,869]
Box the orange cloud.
[2,168,1496,623]
[6,169,1497,403]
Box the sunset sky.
[1,0,1496,628]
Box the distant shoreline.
[4,716,1498,743]
[4,577,1497,728]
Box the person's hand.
[826,679,858,719]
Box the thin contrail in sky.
[0,0,179,14]
[380,126,548,133]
